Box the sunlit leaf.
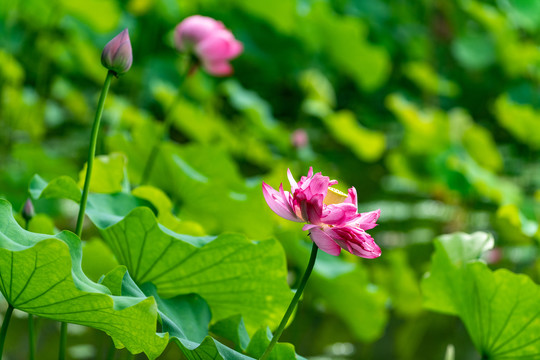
[323,110,386,162]
[403,62,460,97]
[494,94,540,149]
[78,153,128,194]
[94,206,293,334]
[422,232,540,359]
[103,267,302,359]
[0,199,168,359]
[29,174,81,203]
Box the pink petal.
[203,60,233,76]
[287,168,298,193]
[196,30,242,61]
[361,209,381,223]
[348,235,381,259]
[308,227,342,256]
[305,194,323,224]
[174,15,224,51]
[353,209,380,230]
[321,203,358,225]
[262,182,301,222]
[308,174,330,197]
[226,38,243,58]
[344,187,358,208]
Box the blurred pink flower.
[291,129,309,148]
[174,15,243,76]
[263,167,381,258]
[101,28,132,75]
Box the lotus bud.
[22,199,35,221]
[101,28,133,75]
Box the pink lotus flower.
[263,167,381,258]
[174,15,243,76]
[101,28,132,75]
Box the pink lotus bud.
[173,15,243,76]
[101,29,133,75]
[22,198,35,221]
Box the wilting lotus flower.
[263,167,381,258]
[101,28,133,75]
[174,15,243,76]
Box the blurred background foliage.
[0,0,539,359]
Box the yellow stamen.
[324,187,348,205]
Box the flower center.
[323,187,348,205]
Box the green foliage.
[102,266,256,360]
[103,266,302,359]
[2,0,540,358]
[95,206,293,334]
[0,200,168,359]
[423,232,540,359]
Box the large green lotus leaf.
[29,174,154,228]
[422,232,540,359]
[101,266,251,360]
[96,206,293,334]
[422,232,494,315]
[132,185,206,236]
[0,199,168,359]
[103,267,301,360]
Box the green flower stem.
[139,61,193,186]
[66,70,114,360]
[75,70,114,237]
[59,322,67,360]
[259,243,319,360]
[0,304,14,357]
[24,221,36,360]
[28,314,35,360]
